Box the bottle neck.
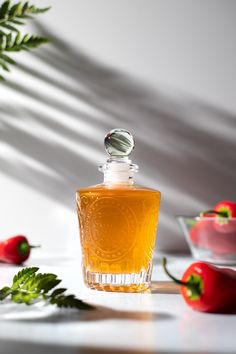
[99,157,138,185]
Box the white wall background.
[0,0,236,254]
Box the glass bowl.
[177,216,236,265]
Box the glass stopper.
[104,128,135,157]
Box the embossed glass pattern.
[76,185,161,292]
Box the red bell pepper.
[162,257,236,313]
[0,235,39,265]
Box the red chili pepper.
[162,257,236,313]
[201,201,236,233]
[0,235,39,265]
[190,219,236,254]
[213,200,236,233]
[214,200,236,218]
[193,202,236,253]
[189,218,215,249]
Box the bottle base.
[83,270,151,293]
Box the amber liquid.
[76,184,161,292]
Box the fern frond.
[0,0,50,27]
[50,294,95,310]
[12,266,39,288]
[0,267,95,310]
[0,286,11,300]
[0,32,49,52]
[0,0,50,80]
[11,289,40,304]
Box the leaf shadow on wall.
[0,22,236,252]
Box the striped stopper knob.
[104,129,135,157]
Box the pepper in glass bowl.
[177,201,236,265]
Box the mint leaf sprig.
[0,267,95,311]
[0,0,50,80]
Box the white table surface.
[0,252,235,354]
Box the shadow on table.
[0,339,230,354]
[3,305,175,323]
[151,281,179,294]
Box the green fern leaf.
[28,5,50,14]
[9,2,22,17]
[0,0,50,80]
[0,286,11,300]
[0,1,10,19]
[11,19,24,25]
[50,288,67,297]
[22,1,28,12]
[0,0,49,24]
[2,33,49,51]
[12,267,39,288]
[0,22,19,31]
[12,289,41,304]
[0,267,95,310]
[50,294,95,310]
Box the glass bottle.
[76,129,161,292]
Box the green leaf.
[0,1,49,24]
[1,32,49,52]
[51,288,67,297]
[20,272,61,293]
[0,267,95,311]
[14,30,20,44]
[0,1,10,20]
[17,14,32,19]
[0,286,11,300]
[0,1,50,81]
[41,276,61,293]
[0,23,19,32]
[22,33,29,42]
[6,32,13,46]
[22,1,29,13]
[26,5,50,14]
[0,35,6,50]
[11,19,24,25]
[11,288,41,304]
[50,294,95,311]
[12,267,39,288]
[9,2,22,17]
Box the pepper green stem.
[200,210,228,217]
[162,257,202,299]
[162,258,187,286]
[18,242,40,256]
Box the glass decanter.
[76,129,161,292]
